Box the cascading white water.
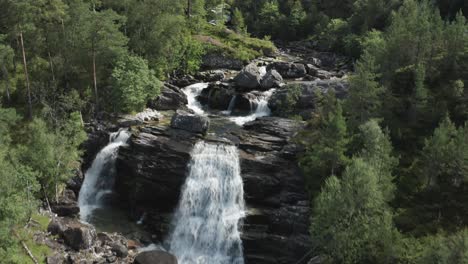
[183,83,209,115]
[229,88,275,126]
[222,95,238,116]
[78,129,131,222]
[168,142,245,264]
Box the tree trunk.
[187,0,191,18]
[1,62,11,104]
[92,43,98,112]
[19,32,32,119]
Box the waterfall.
[183,83,209,115]
[78,129,131,222]
[229,88,275,126]
[168,142,245,264]
[222,95,237,116]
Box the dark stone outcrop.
[267,62,307,79]
[195,70,226,82]
[170,111,210,134]
[202,53,244,70]
[269,78,349,119]
[134,250,178,264]
[169,75,197,88]
[115,124,201,231]
[149,84,188,111]
[50,189,79,217]
[234,63,262,89]
[115,116,311,264]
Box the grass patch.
[196,24,277,62]
[9,214,52,264]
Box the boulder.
[170,111,210,134]
[46,253,66,264]
[47,218,66,236]
[48,218,96,250]
[110,241,128,258]
[267,62,307,78]
[149,84,188,111]
[287,63,307,78]
[234,63,262,89]
[134,250,178,264]
[170,75,197,88]
[260,70,283,90]
[62,221,96,250]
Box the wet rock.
[134,250,178,264]
[234,63,262,89]
[198,82,234,110]
[115,125,199,229]
[81,122,111,172]
[149,84,188,111]
[170,111,210,134]
[232,93,256,114]
[260,70,283,90]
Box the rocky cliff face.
[114,116,311,264]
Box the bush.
[111,54,161,113]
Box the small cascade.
[167,142,245,264]
[78,129,131,222]
[229,89,275,126]
[183,83,209,115]
[222,95,238,115]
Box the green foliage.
[273,84,301,117]
[417,229,468,264]
[111,54,161,113]
[316,19,350,52]
[300,91,349,193]
[231,8,247,34]
[417,115,468,189]
[17,112,86,201]
[311,158,397,263]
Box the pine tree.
[344,51,384,130]
[358,120,398,201]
